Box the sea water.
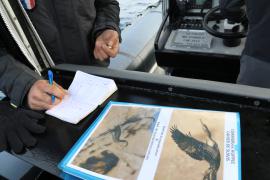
[119,0,160,30]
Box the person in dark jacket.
[220,0,270,88]
[0,10,68,153]
[0,54,66,110]
[0,12,67,110]
[0,50,67,153]
[26,0,121,66]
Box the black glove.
[0,101,46,154]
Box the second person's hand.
[27,80,67,110]
[94,29,120,61]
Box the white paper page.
[46,71,117,124]
[68,71,117,105]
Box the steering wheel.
[202,6,247,39]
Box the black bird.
[170,121,221,180]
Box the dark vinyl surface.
[13,68,270,180]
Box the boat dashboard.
[155,0,246,83]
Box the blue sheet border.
[58,101,115,180]
[237,113,242,180]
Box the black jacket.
[27,0,121,65]
[220,0,270,62]
[242,0,270,63]
[0,54,41,107]
[0,19,41,108]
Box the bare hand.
[27,80,67,110]
[94,29,120,61]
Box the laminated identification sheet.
[59,101,241,180]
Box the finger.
[24,119,46,134]
[42,83,66,99]
[7,131,24,154]
[40,80,67,97]
[30,97,52,110]
[0,131,7,152]
[94,46,102,60]
[54,82,68,95]
[17,127,37,147]
[105,31,119,45]
[27,80,61,110]
[106,41,113,48]
[30,85,54,104]
[94,40,109,61]
[95,48,109,61]
[35,92,62,106]
[52,97,62,106]
[94,47,103,60]
[102,44,119,58]
[38,92,55,105]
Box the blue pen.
[48,70,55,103]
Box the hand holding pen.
[26,70,67,110]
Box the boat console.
[155,0,247,82]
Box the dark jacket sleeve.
[219,0,245,22]
[0,54,42,107]
[93,0,121,41]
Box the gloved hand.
[0,101,46,154]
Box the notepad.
[45,71,118,124]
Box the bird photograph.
[70,105,161,180]
[154,109,225,180]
